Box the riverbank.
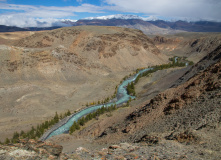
[40,68,152,141]
[47,65,190,152]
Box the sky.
[0,0,220,27]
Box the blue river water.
[45,68,152,139]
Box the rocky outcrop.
[153,35,180,44]
[0,139,67,160]
[127,50,220,122]
[187,36,221,53]
[165,130,200,144]
[153,33,221,58]
[68,139,218,160]
[172,44,221,86]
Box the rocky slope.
[13,26,166,73]
[0,139,67,160]
[152,33,221,63]
[172,44,221,87]
[59,44,221,159]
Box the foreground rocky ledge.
[0,139,68,160]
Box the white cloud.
[0,3,103,14]
[105,0,221,21]
[0,3,103,27]
[0,14,71,28]
[0,0,220,27]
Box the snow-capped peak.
[143,15,160,21]
[60,19,77,23]
[82,14,159,21]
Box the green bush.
[69,104,117,134]
[6,110,72,144]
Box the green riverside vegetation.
[0,56,193,144]
[1,110,71,144]
[126,56,193,96]
[126,82,135,96]
[69,104,119,134]
[69,57,193,135]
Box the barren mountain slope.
[0,31,36,45]
[60,45,221,159]
[152,33,221,63]
[0,26,167,141]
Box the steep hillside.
[13,26,166,72]
[0,26,167,141]
[152,33,221,63]
[55,45,221,159]
[172,44,221,86]
[67,46,220,142]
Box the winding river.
[41,68,152,140]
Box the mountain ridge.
[1,14,221,33]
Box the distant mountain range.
[148,20,221,32]
[0,25,61,32]
[0,25,28,32]
[1,14,221,33]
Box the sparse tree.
[66,110,71,116]
[54,112,59,123]
[5,138,10,144]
